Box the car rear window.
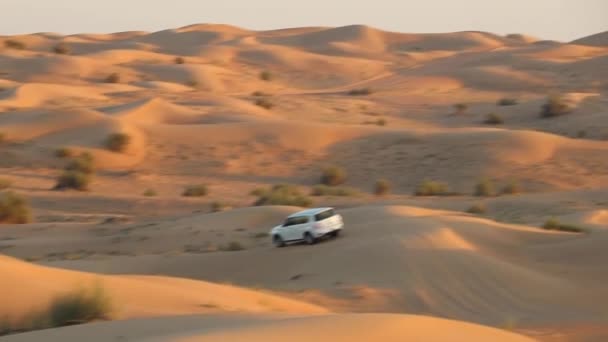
[315,209,335,222]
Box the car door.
[280,217,299,241]
[292,216,310,240]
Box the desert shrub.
[0,179,11,190]
[497,98,518,106]
[254,98,274,110]
[143,189,157,197]
[220,241,245,251]
[414,180,449,196]
[311,184,357,197]
[453,103,468,115]
[260,71,273,81]
[4,40,25,50]
[252,91,269,97]
[210,201,229,212]
[105,73,120,84]
[186,80,199,88]
[484,113,504,125]
[250,188,265,197]
[0,191,31,224]
[474,179,496,197]
[183,184,208,197]
[540,94,571,118]
[577,130,587,139]
[320,166,347,186]
[65,153,95,175]
[54,147,73,159]
[467,203,486,215]
[374,179,391,196]
[56,153,95,191]
[253,232,269,239]
[347,88,373,96]
[55,171,92,191]
[0,285,111,336]
[542,218,585,233]
[104,133,131,153]
[0,132,6,143]
[174,56,185,64]
[501,181,522,195]
[52,43,70,55]
[253,184,312,207]
[48,285,111,327]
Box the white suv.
[271,207,344,247]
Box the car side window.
[284,216,308,227]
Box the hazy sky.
[2,0,607,41]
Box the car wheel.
[273,235,285,248]
[304,232,316,245]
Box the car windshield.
[315,209,335,221]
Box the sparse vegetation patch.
[542,218,585,233]
[320,166,347,186]
[347,88,373,96]
[0,191,31,224]
[183,185,208,197]
[104,133,131,153]
[374,179,391,196]
[540,94,572,118]
[483,113,504,125]
[415,180,450,196]
[253,184,312,207]
[311,184,357,197]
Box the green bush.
[0,179,11,190]
[484,113,504,125]
[174,56,185,64]
[143,189,157,197]
[54,147,74,159]
[253,184,312,207]
[311,184,357,197]
[414,180,449,196]
[260,71,273,81]
[374,179,391,196]
[55,171,92,191]
[474,179,496,197]
[105,73,120,84]
[0,191,31,224]
[347,88,373,96]
[320,166,347,186]
[4,40,25,50]
[540,94,571,118]
[467,203,486,215]
[501,181,522,195]
[183,184,208,197]
[52,43,70,55]
[254,98,274,110]
[497,98,518,106]
[542,218,585,233]
[104,133,131,153]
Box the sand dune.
[1,23,608,341]
[0,314,534,342]
[572,31,608,47]
[0,254,327,321]
[0,83,107,108]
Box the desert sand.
[1,24,608,341]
